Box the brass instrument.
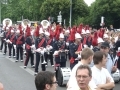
[40,48,47,64]
[21,19,31,29]
[41,20,50,29]
[3,18,12,27]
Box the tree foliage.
[2,0,120,28]
[88,0,120,28]
[40,0,89,26]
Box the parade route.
[0,52,119,90]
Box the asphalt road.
[0,51,119,90]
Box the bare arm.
[0,83,4,90]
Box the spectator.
[76,65,93,90]
[35,71,57,90]
[92,51,115,90]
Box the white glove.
[13,45,16,49]
[23,44,25,49]
[53,51,59,56]
[9,41,12,44]
[36,48,41,53]
[31,44,35,48]
[84,44,88,48]
[6,39,10,43]
[41,50,44,55]
[49,46,53,50]
[66,42,69,46]
[90,45,93,49]
[77,54,81,59]
[43,48,47,52]
[4,38,6,41]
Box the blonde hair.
[81,47,94,60]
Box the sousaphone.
[41,20,50,29]
[3,18,12,27]
[21,19,31,29]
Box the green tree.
[40,0,89,26]
[89,0,120,28]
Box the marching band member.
[103,33,109,43]
[81,29,87,48]
[86,30,92,47]
[24,26,35,68]
[14,28,25,62]
[53,32,67,78]
[69,33,82,70]
[6,29,16,58]
[92,32,100,52]
[3,27,10,55]
[34,27,46,75]
[0,27,4,51]
[64,29,70,60]
[44,31,54,67]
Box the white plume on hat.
[75,33,82,39]
[45,31,50,36]
[65,30,70,33]
[97,37,104,43]
[59,33,64,38]
[103,34,108,38]
[39,28,44,34]
[86,30,90,34]
[81,29,86,34]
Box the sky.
[84,0,96,6]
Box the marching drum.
[57,67,71,86]
[112,69,120,83]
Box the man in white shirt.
[76,65,95,90]
[91,51,115,90]
[67,47,96,90]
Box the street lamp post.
[69,0,72,27]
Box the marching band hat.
[75,33,82,39]
[59,33,64,38]
[97,37,104,43]
[81,29,86,34]
[86,30,90,34]
[103,34,108,38]
[65,30,70,33]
